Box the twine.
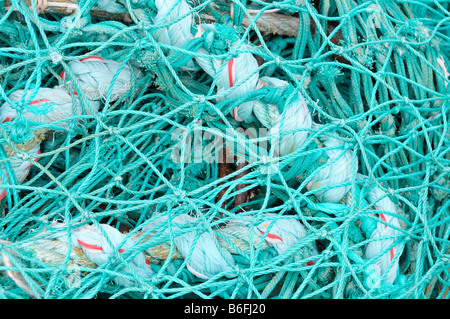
[0,0,448,300]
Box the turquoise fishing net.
[0,0,448,299]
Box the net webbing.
[0,0,448,299]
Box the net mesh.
[0,0,448,299]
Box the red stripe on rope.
[259,229,283,242]
[379,214,395,261]
[379,214,388,228]
[28,99,50,106]
[80,56,105,63]
[0,191,6,200]
[77,239,103,251]
[25,150,41,169]
[228,58,235,88]
[119,248,151,265]
[302,102,307,120]
[3,117,11,123]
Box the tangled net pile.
[0,0,448,299]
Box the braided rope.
[0,212,314,298]
[0,0,448,300]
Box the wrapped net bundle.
[0,0,448,299]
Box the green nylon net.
[0,0,448,299]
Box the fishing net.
[0,0,448,299]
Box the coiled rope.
[0,0,448,300]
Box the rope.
[0,212,314,297]
[0,0,448,300]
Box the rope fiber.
[0,0,448,299]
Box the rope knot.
[274,56,282,66]
[318,229,328,239]
[203,24,239,55]
[259,157,279,175]
[114,175,123,185]
[173,189,186,200]
[195,222,209,235]
[107,126,119,136]
[10,121,34,145]
[139,20,153,33]
[38,215,49,224]
[136,38,150,50]
[235,267,252,284]
[107,254,119,265]
[283,199,293,211]
[322,248,334,260]
[49,50,63,64]
[403,97,410,105]
[319,66,342,81]
[304,61,315,71]
[352,263,364,274]
[260,155,270,165]
[364,264,382,289]
[392,105,401,114]
[332,45,345,55]
[251,215,264,227]
[228,50,239,60]
[194,95,206,104]
[334,118,346,127]
[401,20,430,42]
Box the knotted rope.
[0,0,448,300]
[0,212,315,298]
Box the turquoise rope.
[0,0,448,299]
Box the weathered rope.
[0,0,448,300]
